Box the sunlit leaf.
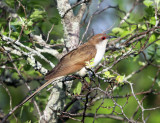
[116,75,125,84]
[149,34,156,43]
[104,71,114,78]
[138,61,146,66]
[143,0,153,7]
[73,82,82,95]
[112,27,124,34]
[155,40,160,45]
[142,24,147,30]
[30,9,46,21]
[150,17,156,25]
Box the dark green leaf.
[49,17,59,25]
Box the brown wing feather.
[45,44,96,80]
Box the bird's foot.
[85,67,95,81]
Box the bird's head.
[88,33,114,45]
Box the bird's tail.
[2,76,63,123]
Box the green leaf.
[73,82,82,95]
[85,77,90,83]
[116,75,125,84]
[29,106,34,113]
[112,27,124,34]
[85,58,95,68]
[121,30,132,37]
[24,101,30,106]
[49,17,59,25]
[149,34,156,43]
[104,71,110,77]
[156,59,160,63]
[155,40,160,45]
[30,9,46,21]
[150,17,156,25]
[131,25,137,31]
[11,19,22,26]
[138,61,146,66]
[24,120,32,123]
[142,24,147,30]
[147,45,155,56]
[104,71,114,78]
[24,30,31,35]
[27,20,33,26]
[24,64,31,71]
[143,0,153,7]
[145,6,154,16]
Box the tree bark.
[39,0,87,122]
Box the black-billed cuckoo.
[2,34,111,121]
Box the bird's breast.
[78,67,87,77]
[93,40,107,66]
[77,39,107,77]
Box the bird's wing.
[66,44,97,65]
[45,44,96,80]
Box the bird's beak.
[108,36,117,39]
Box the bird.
[2,33,112,122]
[45,33,109,80]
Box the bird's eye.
[101,36,106,40]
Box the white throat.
[93,39,108,66]
[78,39,108,76]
